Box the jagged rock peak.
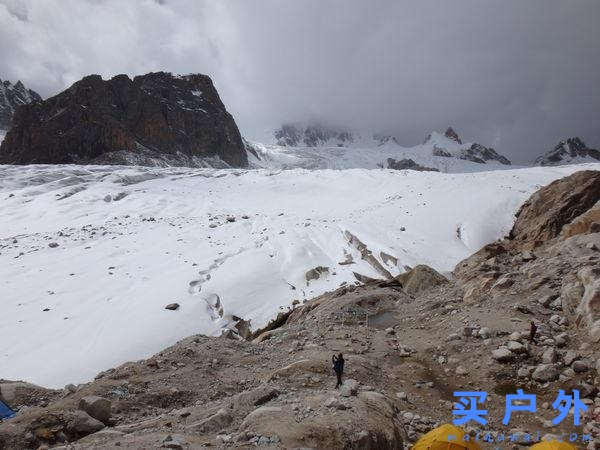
[444,127,462,144]
[0,72,247,167]
[274,123,354,147]
[0,78,42,129]
[535,137,600,166]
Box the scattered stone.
[165,303,180,311]
[48,242,59,248]
[572,360,589,373]
[455,366,468,375]
[532,364,559,382]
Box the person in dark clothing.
[529,321,537,343]
[332,353,345,388]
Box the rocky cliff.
[535,137,600,166]
[0,78,42,130]
[0,72,247,167]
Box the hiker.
[332,352,345,388]
[529,320,537,343]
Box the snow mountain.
[535,137,600,166]
[273,123,399,148]
[0,78,42,135]
[250,126,511,172]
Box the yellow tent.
[412,424,482,450]
[531,441,578,450]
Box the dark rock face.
[426,128,511,165]
[535,137,600,166]
[385,158,439,172]
[444,127,462,144]
[509,170,600,245]
[0,72,247,167]
[458,143,511,165]
[0,79,42,129]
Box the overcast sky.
[1,0,599,163]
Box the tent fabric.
[0,399,15,420]
[412,424,482,450]
[531,441,578,450]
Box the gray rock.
[165,303,180,311]
[532,364,559,382]
[492,347,514,363]
[78,396,111,424]
[542,347,558,364]
[507,341,527,354]
[564,350,580,366]
[554,332,568,348]
[340,379,360,397]
[325,396,348,410]
[517,367,530,379]
[67,410,105,435]
[573,360,589,373]
[478,327,491,339]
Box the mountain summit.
[424,129,511,165]
[0,78,42,130]
[535,137,600,166]
[0,72,247,167]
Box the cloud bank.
[1,0,599,162]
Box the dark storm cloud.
[1,0,599,163]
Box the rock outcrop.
[509,170,600,245]
[385,158,439,172]
[535,137,600,166]
[0,78,42,130]
[0,72,247,167]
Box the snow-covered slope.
[263,125,511,171]
[247,138,510,173]
[1,162,598,387]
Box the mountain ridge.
[0,72,247,167]
[0,78,42,130]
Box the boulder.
[541,348,558,364]
[492,347,514,363]
[67,410,105,436]
[78,396,111,424]
[395,265,448,296]
[507,341,527,354]
[572,360,589,373]
[509,171,600,246]
[186,408,232,433]
[340,379,360,397]
[532,364,559,382]
[575,267,600,341]
[563,350,579,366]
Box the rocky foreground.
[0,170,599,449]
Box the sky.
[1,0,599,164]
